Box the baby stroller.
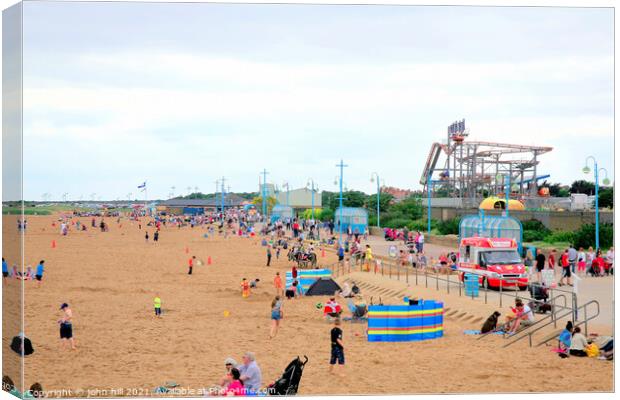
[268,355,309,396]
[528,283,552,314]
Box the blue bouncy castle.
[285,269,332,295]
[367,301,444,342]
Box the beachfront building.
[274,187,322,212]
[158,193,247,215]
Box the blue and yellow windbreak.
[285,269,332,294]
[367,301,444,342]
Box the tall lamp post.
[283,181,290,207]
[583,157,610,251]
[370,172,383,228]
[306,179,317,220]
[220,176,226,220]
[260,169,268,220]
[335,160,348,246]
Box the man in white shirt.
[508,300,535,334]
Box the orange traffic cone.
[207,256,212,265]
[51,240,56,249]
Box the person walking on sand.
[274,272,284,297]
[145,231,149,243]
[266,245,272,267]
[154,294,162,317]
[58,303,76,350]
[153,231,159,243]
[269,296,283,339]
[2,258,9,284]
[329,318,345,377]
[188,256,196,275]
[35,260,44,288]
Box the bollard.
[499,279,503,307]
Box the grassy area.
[525,240,573,250]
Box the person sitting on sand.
[219,357,238,387]
[558,321,573,354]
[237,352,262,393]
[224,368,246,396]
[324,297,343,318]
[339,282,353,298]
[249,279,260,289]
[569,327,588,357]
[507,299,535,334]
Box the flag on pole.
[138,182,147,192]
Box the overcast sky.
[14,2,614,200]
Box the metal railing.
[504,300,600,348]
[329,257,584,325]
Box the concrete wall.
[424,207,613,231]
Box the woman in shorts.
[269,296,283,339]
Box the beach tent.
[10,335,34,356]
[304,278,341,296]
[285,269,331,295]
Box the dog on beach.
[481,311,501,334]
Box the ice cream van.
[457,237,528,290]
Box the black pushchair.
[268,356,308,396]
[528,284,552,314]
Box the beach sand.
[2,215,613,396]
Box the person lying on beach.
[339,282,353,298]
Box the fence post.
[447,272,450,294]
[584,305,588,337]
[499,278,503,308]
[425,269,428,288]
[484,280,487,304]
[459,274,462,297]
[436,272,439,291]
[389,263,392,279]
[415,266,418,286]
[406,267,409,284]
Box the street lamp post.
[335,160,348,246]
[427,174,431,235]
[261,169,268,220]
[283,181,290,207]
[583,157,610,251]
[370,172,381,228]
[220,176,226,220]
[307,179,317,220]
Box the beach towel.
[464,330,504,335]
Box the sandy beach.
[2,215,614,395]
